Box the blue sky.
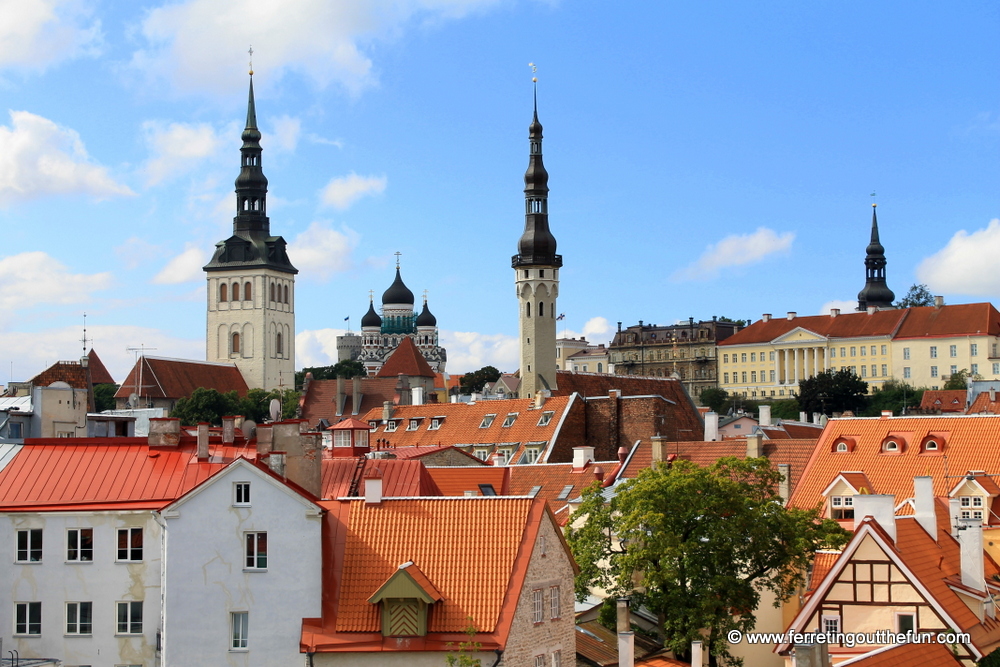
[1,0,997,383]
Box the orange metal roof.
[788,415,1000,512]
[114,356,249,400]
[376,336,435,378]
[0,437,258,511]
[424,466,510,496]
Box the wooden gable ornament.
[368,561,443,637]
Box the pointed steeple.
[233,73,269,237]
[513,85,561,268]
[857,204,895,310]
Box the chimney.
[934,295,944,309]
[650,436,666,464]
[746,433,763,458]
[534,390,548,409]
[593,466,605,483]
[256,424,273,455]
[222,416,236,444]
[382,401,392,423]
[197,422,210,460]
[867,306,876,315]
[762,313,771,322]
[793,640,830,667]
[691,641,704,667]
[616,597,629,633]
[491,452,506,467]
[853,494,897,542]
[616,598,634,667]
[830,308,840,317]
[880,410,892,419]
[273,421,322,497]
[364,467,384,505]
[959,518,985,591]
[266,451,286,477]
[148,418,181,447]
[777,464,791,503]
[411,386,425,406]
[336,376,345,416]
[758,404,772,427]
[913,476,937,540]
[991,387,996,403]
[799,411,807,423]
[352,376,362,415]
[950,498,962,537]
[573,446,595,470]
[704,412,719,442]
[787,312,796,320]
[812,412,821,424]
[463,489,477,497]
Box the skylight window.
[502,413,518,427]
[537,411,554,427]
[557,484,575,501]
[479,414,496,428]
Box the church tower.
[513,90,561,397]
[204,73,297,390]
[856,203,895,311]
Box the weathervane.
[394,251,402,269]
[870,191,877,208]
[248,46,254,76]
[529,62,537,83]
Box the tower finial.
[248,45,254,76]
[394,251,401,269]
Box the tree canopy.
[567,457,848,666]
[862,380,924,416]
[93,383,118,412]
[944,368,978,390]
[459,366,502,394]
[797,368,868,416]
[294,359,367,388]
[170,387,299,426]
[894,283,935,308]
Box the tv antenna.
[126,344,158,407]
[81,313,92,356]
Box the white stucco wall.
[161,461,323,666]
[0,510,162,666]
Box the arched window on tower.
[270,283,275,302]
[283,285,289,304]
[244,282,252,301]
[243,199,249,211]
[276,332,283,356]
[526,302,531,318]
[539,302,544,317]
[232,332,241,355]
[253,199,260,211]
[220,283,228,302]
[232,282,239,300]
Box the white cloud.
[269,115,300,153]
[142,120,225,186]
[0,324,203,383]
[0,0,102,71]
[916,219,1000,295]
[320,173,386,210]
[115,237,162,270]
[440,330,519,374]
[671,227,794,281]
[0,251,112,314]
[818,300,858,315]
[0,110,133,205]
[287,222,360,280]
[307,133,344,148]
[555,316,614,344]
[295,328,348,368]
[129,0,502,98]
[153,244,208,284]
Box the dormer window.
[836,443,848,452]
[407,419,420,431]
[369,421,378,431]
[920,434,946,453]
[830,496,854,520]
[480,414,496,428]
[385,421,397,433]
[537,411,554,427]
[502,413,518,427]
[924,440,938,451]
[428,418,441,431]
[369,562,442,638]
[880,435,906,453]
[960,495,985,520]
[883,441,898,452]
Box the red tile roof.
[920,390,967,413]
[376,337,435,378]
[508,461,616,523]
[300,377,398,426]
[388,444,486,464]
[719,309,907,346]
[968,390,1000,415]
[837,642,962,666]
[788,415,1000,513]
[893,302,1000,339]
[87,349,116,385]
[424,466,509,496]
[114,356,249,400]
[30,360,89,389]
[320,457,440,499]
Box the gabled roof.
[87,349,116,385]
[968,390,1000,414]
[719,309,907,346]
[920,389,967,413]
[376,337,435,378]
[321,458,440,499]
[893,302,1000,339]
[389,444,487,464]
[788,415,1000,512]
[300,377,398,426]
[114,356,249,400]
[821,471,876,496]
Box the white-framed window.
[502,413,518,427]
[881,345,888,355]
[850,346,857,356]
[871,365,877,377]
[972,364,979,375]
[523,448,541,464]
[882,364,888,377]
[860,346,866,356]
[550,585,560,618]
[835,442,848,452]
[116,601,143,635]
[931,366,938,378]
[369,421,378,431]
[535,656,545,667]
[821,614,840,634]
[15,601,41,635]
[474,448,489,461]
[994,363,1000,376]
[231,611,249,650]
[960,496,984,508]
[723,373,729,383]
[552,650,562,667]
[903,367,911,378]
[117,528,142,562]
[384,421,397,432]
[861,366,867,378]
[950,345,958,357]
[741,353,747,362]
[334,430,352,447]
[234,482,251,505]
[903,347,910,360]
[830,496,854,519]
[406,419,419,431]
[67,528,93,562]
[871,346,877,355]
[924,440,939,451]
[16,528,42,562]
[66,601,93,635]
[751,352,756,362]
[930,346,938,358]
[245,532,267,570]
[537,411,554,427]
[428,418,441,430]
[769,351,776,361]
[971,343,979,356]
[883,440,899,452]
[723,354,729,363]
[532,589,544,623]
[480,414,496,428]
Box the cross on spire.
[394,251,402,269]
[422,289,429,304]
[248,46,254,75]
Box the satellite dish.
[129,393,139,409]
[242,418,257,439]
[269,398,281,422]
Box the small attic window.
[385,421,398,433]
[557,484,575,500]
[830,437,855,453]
[920,434,946,453]
[883,441,899,452]
[480,414,496,428]
[502,413,518,427]
[368,421,378,431]
[537,411,554,427]
[880,435,906,453]
[925,440,938,450]
[836,442,848,452]
[407,419,419,431]
[428,418,442,430]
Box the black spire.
[512,87,562,268]
[204,74,296,274]
[857,204,895,310]
[382,267,415,305]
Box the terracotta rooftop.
[376,336,435,378]
[388,444,486,464]
[893,302,1000,339]
[968,390,1000,415]
[424,466,509,496]
[29,359,89,389]
[788,414,1000,512]
[919,389,967,413]
[720,309,907,346]
[320,457,441,499]
[835,641,962,666]
[635,653,691,667]
[508,461,619,523]
[300,377,397,427]
[575,618,661,666]
[113,356,249,400]
[87,349,116,385]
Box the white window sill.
[243,568,268,573]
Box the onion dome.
[416,300,437,327]
[382,268,414,306]
[361,299,382,328]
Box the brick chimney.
[256,424,273,455]
[273,421,321,497]
[196,422,210,460]
[221,416,236,444]
[148,418,181,447]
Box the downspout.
[491,648,503,667]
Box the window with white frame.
[930,346,938,358]
[480,414,496,428]
[950,345,958,357]
[231,611,249,650]
[552,650,562,667]
[550,585,560,618]
[245,532,267,569]
[523,447,541,464]
[850,346,857,356]
[16,528,42,562]
[532,589,544,623]
[535,656,545,667]
[117,528,142,561]
[333,430,352,447]
[116,601,143,635]
[821,614,840,634]
[971,343,979,357]
[428,418,441,430]
[881,345,888,355]
[931,366,938,378]
[66,601,93,635]
[882,364,888,377]
[15,601,41,635]
[234,482,251,505]
[537,411,554,427]
[384,420,397,432]
[960,496,984,520]
[474,448,490,461]
[903,347,910,360]
[994,363,1000,375]
[972,364,979,376]
[502,413,518,427]
[67,528,93,562]
[860,346,866,356]
[903,367,911,378]
[407,419,419,431]
[830,496,854,519]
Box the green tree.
[445,619,482,667]
[797,369,868,416]
[766,399,800,421]
[567,458,848,667]
[699,387,729,413]
[459,366,502,394]
[170,387,242,426]
[93,383,118,412]
[943,368,978,390]
[894,283,935,308]
[294,359,367,389]
[862,380,924,416]
[718,316,749,328]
